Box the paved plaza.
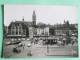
[3,39,78,58]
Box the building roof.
[52,23,77,30]
[8,21,33,28]
[36,22,49,28]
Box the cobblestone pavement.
[3,40,78,58]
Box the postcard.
[2,5,78,58]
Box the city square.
[3,38,78,58]
[2,5,78,58]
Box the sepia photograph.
[2,5,78,58]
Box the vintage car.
[13,46,21,53]
[5,41,11,45]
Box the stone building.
[4,10,77,45]
[53,21,78,45]
[4,25,8,38]
[6,10,50,41]
[54,21,77,36]
[7,20,32,38]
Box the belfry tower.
[32,10,36,27]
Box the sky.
[4,5,77,26]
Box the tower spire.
[22,16,24,21]
[32,10,36,27]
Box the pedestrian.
[23,44,25,50]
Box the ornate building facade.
[6,11,50,40]
[4,11,78,45]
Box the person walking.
[23,43,25,50]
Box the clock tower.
[32,10,36,27]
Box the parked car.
[18,43,24,47]
[5,41,11,45]
[13,46,21,53]
[11,40,21,44]
[27,43,31,47]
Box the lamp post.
[71,33,76,45]
[63,38,66,46]
[62,34,66,46]
[47,41,49,53]
[27,40,32,56]
[46,33,49,53]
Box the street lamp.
[27,43,32,56]
[71,33,76,45]
[47,42,49,53]
[45,33,49,53]
[63,38,66,46]
[62,33,66,46]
